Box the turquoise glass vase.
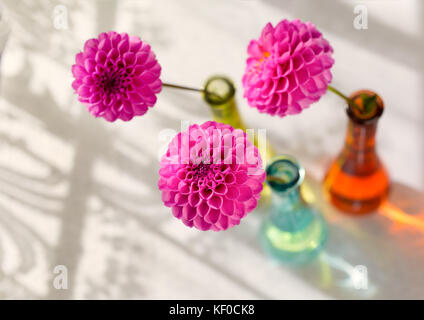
[259,155,327,265]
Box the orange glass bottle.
[323,90,389,214]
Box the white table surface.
[0,0,423,299]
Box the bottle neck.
[272,187,302,211]
[341,117,380,175]
[345,118,378,152]
[207,97,246,131]
[203,76,246,130]
[270,187,310,231]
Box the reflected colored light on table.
[379,201,424,234]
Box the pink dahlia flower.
[72,31,162,121]
[158,121,265,231]
[242,19,334,117]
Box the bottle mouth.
[266,155,305,193]
[347,90,384,124]
[203,76,235,106]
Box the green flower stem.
[162,82,205,94]
[327,85,365,113]
[327,85,354,106]
[163,82,222,100]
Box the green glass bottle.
[202,75,275,163]
[260,155,327,264]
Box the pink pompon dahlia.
[72,31,162,122]
[158,121,265,231]
[242,19,334,117]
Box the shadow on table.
[284,176,424,299]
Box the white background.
[0,0,422,299]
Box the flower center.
[192,163,211,180]
[260,51,271,61]
[253,51,271,73]
[98,69,129,95]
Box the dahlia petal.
[302,48,315,63]
[221,198,234,216]
[77,85,91,98]
[103,110,119,122]
[84,59,96,73]
[161,190,176,206]
[88,103,105,116]
[150,63,161,75]
[134,104,148,115]
[197,201,210,217]
[82,76,94,85]
[72,79,82,91]
[293,54,305,71]
[238,185,253,201]
[182,218,194,228]
[291,87,306,102]
[304,78,319,94]
[226,185,239,200]
[216,215,229,230]
[135,52,149,66]
[208,195,223,210]
[214,183,227,195]
[129,36,142,52]
[193,216,211,231]
[200,188,213,200]
[150,79,162,93]
[188,193,201,207]
[110,33,121,48]
[261,22,274,39]
[229,217,241,227]
[311,43,323,55]
[144,52,158,68]
[107,48,119,61]
[245,197,258,212]
[118,39,130,54]
[72,65,87,78]
[224,173,236,184]
[140,71,158,83]
[98,38,111,52]
[205,209,220,224]
[84,38,98,51]
[182,205,197,221]
[234,202,246,218]
[119,112,134,121]
[75,52,84,66]
[158,177,167,189]
[128,92,144,103]
[247,40,262,58]
[176,181,189,195]
[309,60,323,76]
[89,93,101,104]
[245,179,263,194]
[121,100,132,113]
[322,69,332,82]
[93,51,106,66]
[275,77,289,93]
[287,102,302,114]
[167,176,180,189]
[172,206,182,218]
[123,52,136,65]
[235,171,248,184]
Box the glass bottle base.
[326,189,388,214]
[259,210,327,265]
[323,161,389,214]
